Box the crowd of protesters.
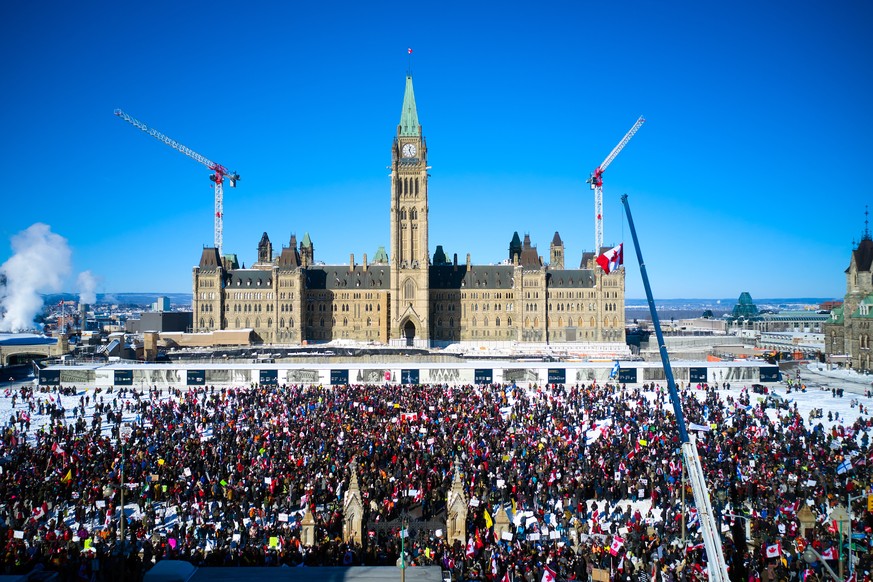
[0,376,872,582]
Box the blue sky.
[1,0,871,300]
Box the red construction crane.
[587,116,644,253]
[114,109,239,256]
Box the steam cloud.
[0,224,72,332]
[77,270,98,305]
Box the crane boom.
[596,116,645,178]
[621,194,730,582]
[114,109,239,256]
[588,116,645,254]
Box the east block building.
[192,75,625,347]
[825,223,873,370]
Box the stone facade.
[825,227,873,370]
[191,74,625,347]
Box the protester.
[0,379,870,582]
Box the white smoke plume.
[0,224,72,332]
[77,270,98,305]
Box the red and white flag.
[541,565,557,582]
[502,573,511,582]
[765,542,781,558]
[821,547,837,560]
[466,536,476,558]
[596,243,623,274]
[610,535,625,556]
[408,48,413,54]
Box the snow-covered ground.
[0,361,869,552]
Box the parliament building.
[825,218,873,370]
[191,75,626,347]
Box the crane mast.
[621,193,730,582]
[114,109,239,256]
[588,116,644,253]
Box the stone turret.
[300,233,314,267]
[493,504,511,541]
[300,507,316,547]
[446,458,467,544]
[257,232,272,265]
[343,459,364,544]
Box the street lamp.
[803,547,841,582]
[397,509,410,582]
[828,504,850,580]
[118,421,133,575]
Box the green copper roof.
[831,306,844,324]
[222,254,240,270]
[372,246,389,264]
[301,232,312,248]
[399,76,420,137]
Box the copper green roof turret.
[301,232,312,248]
[399,75,420,137]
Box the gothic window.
[235,318,241,328]
[415,178,419,195]
[280,318,285,328]
[267,318,272,327]
[450,317,454,328]
[199,318,205,329]
[404,279,415,300]
[507,317,512,326]
[484,317,489,327]
[534,317,539,327]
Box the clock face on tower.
[402,143,417,158]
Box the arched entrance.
[404,320,416,347]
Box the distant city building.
[825,216,873,370]
[153,296,170,312]
[191,74,625,347]
[126,312,193,334]
[726,291,827,334]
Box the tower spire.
[399,75,420,137]
[865,205,871,241]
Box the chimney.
[363,253,368,271]
[466,253,471,269]
[349,253,355,272]
[453,253,458,271]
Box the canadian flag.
[466,536,476,557]
[765,542,782,558]
[610,535,625,556]
[821,547,838,560]
[596,243,623,274]
[541,565,557,582]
